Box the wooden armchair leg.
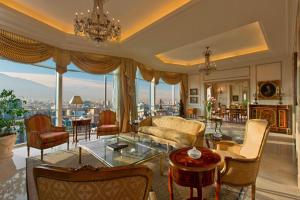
[41,149,44,161]
[27,146,30,157]
[252,183,256,200]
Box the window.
[155,80,180,116]
[136,70,151,119]
[0,58,56,144]
[63,64,117,128]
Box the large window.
[0,58,56,144]
[135,71,180,118]
[156,80,180,115]
[63,64,116,128]
[136,70,151,119]
[0,58,117,144]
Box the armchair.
[33,164,155,200]
[97,110,119,138]
[216,119,269,200]
[25,114,69,160]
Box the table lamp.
[69,96,83,120]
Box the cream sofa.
[138,116,206,148]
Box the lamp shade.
[69,96,83,105]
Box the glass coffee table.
[78,136,164,174]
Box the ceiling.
[0,0,297,73]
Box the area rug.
[26,148,250,200]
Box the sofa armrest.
[139,117,152,127]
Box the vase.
[206,105,212,119]
[0,134,16,160]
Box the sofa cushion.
[151,116,202,135]
[40,132,69,144]
[138,126,194,146]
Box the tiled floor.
[0,123,299,200]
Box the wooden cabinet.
[249,104,291,134]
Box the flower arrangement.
[205,97,216,119]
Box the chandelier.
[74,0,121,43]
[199,46,216,75]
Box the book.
[106,142,128,151]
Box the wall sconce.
[218,88,223,94]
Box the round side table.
[168,147,221,200]
[205,133,232,149]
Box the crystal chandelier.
[74,0,121,43]
[199,47,216,75]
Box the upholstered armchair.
[216,119,269,200]
[97,110,119,138]
[25,114,69,160]
[33,164,156,200]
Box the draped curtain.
[0,29,188,129]
[119,59,137,132]
[0,29,53,63]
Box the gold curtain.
[137,63,155,82]
[180,74,188,116]
[53,48,70,74]
[0,29,53,63]
[70,51,121,74]
[119,58,137,132]
[160,71,185,85]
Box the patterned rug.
[25,149,250,200]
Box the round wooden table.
[168,147,221,200]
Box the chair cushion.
[99,125,119,132]
[138,126,194,146]
[40,132,69,144]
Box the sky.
[0,59,179,103]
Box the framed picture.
[232,95,239,101]
[190,88,198,95]
[257,80,280,99]
[190,97,198,104]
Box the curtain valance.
[70,51,121,74]
[0,29,53,63]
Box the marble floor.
[0,123,299,200]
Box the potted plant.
[0,89,26,160]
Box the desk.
[72,118,91,143]
[168,147,221,200]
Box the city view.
[0,59,180,144]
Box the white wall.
[187,58,294,116]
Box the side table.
[168,147,221,200]
[72,118,91,144]
[205,133,232,149]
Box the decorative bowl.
[187,147,202,159]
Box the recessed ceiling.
[0,0,295,73]
[156,22,269,66]
[0,0,191,41]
